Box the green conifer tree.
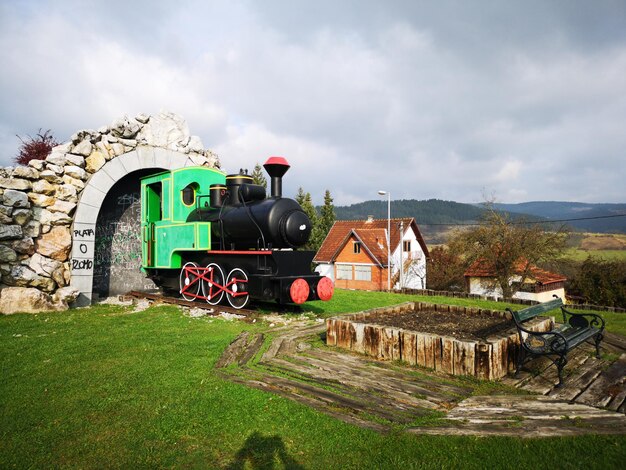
[295,187,306,206]
[251,162,267,189]
[295,188,319,251]
[310,189,335,251]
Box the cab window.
[182,184,196,206]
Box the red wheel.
[226,268,249,309]
[179,262,200,301]
[202,263,224,305]
[316,276,334,301]
[289,278,310,304]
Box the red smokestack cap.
[264,156,290,198]
[263,156,290,177]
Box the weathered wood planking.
[401,330,418,366]
[577,353,626,409]
[413,395,626,437]
[219,318,626,436]
[440,337,454,374]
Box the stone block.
[65,153,85,168]
[85,169,114,194]
[100,157,126,183]
[70,274,94,294]
[65,165,88,181]
[3,189,30,208]
[71,139,93,157]
[136,146,155,167]
[55,184,78,202]
[85,151,106,173]
[46,151,67,166]
[11,208,31,225]
[32,179,56,195]
[28,193,55,207]
[0,177,31,191]
[72,222,96,242]
[118,150,140,173]
[0,245,17,263]
[36,226,71,262]
[153,147,173,168]
[12,166,40,180]
[0,225,23,241]
[73,201,100,225]
[77,186,105,210]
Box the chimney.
[366,215,374,223]
[263,156,290,198]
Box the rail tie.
[123,290,259,320]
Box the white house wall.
[391,228,427,290]
[468,277,565,302]
[315,263,334,281]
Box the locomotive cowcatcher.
[140,156,334,309]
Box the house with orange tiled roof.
[464,258,566,302]
[314,216,429,291]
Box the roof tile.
[313,218,429,264]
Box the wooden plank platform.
[216,321,626,436]
[415,395,626,437]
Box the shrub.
[426,246,466,291]
[14,129,59,165]
[567,257,626,308]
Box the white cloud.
[0,1,625,206]
[493,160,523,183]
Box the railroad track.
[123,290,259,319]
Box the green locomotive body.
[141,166,226,269]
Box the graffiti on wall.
[93,177,157,297]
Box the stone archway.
[0,111,221,313]
[70,147,202,306]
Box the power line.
[421,212,626,227]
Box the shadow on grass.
[226,431,305,470]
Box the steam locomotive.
[139,156,334,308]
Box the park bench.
[506,296,605,387]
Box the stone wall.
[0,111,220,313]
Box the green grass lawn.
[1,296,625,469]
[563,247,626,262]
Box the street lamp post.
[378,190,391,291]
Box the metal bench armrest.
[560,306,605,331]
[521,328,569,353]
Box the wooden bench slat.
[512,298,563,322]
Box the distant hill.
[328,199,543,244]
[492,202,626,233]
[326,199,626,244]
[332,199,487,225]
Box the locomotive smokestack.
[263,156,290,198]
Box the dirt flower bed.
[327,302,554,379]
[365,309,512,341]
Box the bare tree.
[448,205,569,299]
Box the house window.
[355,265,372,281]
[336,265,353,280]
[353,242,361,254]
[403,240,411,252]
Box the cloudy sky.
[1,0,625,205]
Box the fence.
[398,288,626,313]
